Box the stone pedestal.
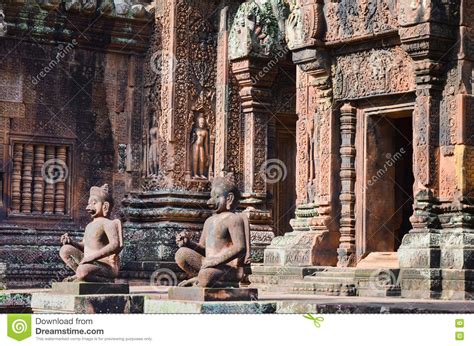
[31,293,144,313]
[168,287,258,302]
[120,190,211,282]
[31,282,140,313]
[398,231,442,299]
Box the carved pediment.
[285,0,324,50]
[229,0,290,60]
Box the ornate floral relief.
[227,75,245,190]
[440,158,456,200]
[333,47,415,100]
[295,68,309,204]
[440,66,459,156]
[324,0,398,41]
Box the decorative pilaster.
[337,103,357,267]
[397,0,462,299]
[231,59,276,195]
[230,57,277,261]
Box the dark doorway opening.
[272,113,297,236]
[364,113,414,252]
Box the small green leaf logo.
[7,314,32,341]
[303,313,324,328]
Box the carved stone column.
[227,0,291,262]
[397,0,463,299]
[231,58,277,243]
[257,0,339,272]
[337,103,357,267]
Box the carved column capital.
[399,0,459,63]
[231,57,278,111]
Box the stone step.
[302,276,356,284]
[291,283,357,296]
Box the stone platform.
[144,297,275,314]
[168,287,258,301]
[5,285,473,314]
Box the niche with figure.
[189,112,210,180]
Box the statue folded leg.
[60,244,116,282]
[75,262,116,283]
[176,247,245,288]
[197,265,244,288]
[175,247,202,280]
[59,244,83,281]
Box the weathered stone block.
[51,282,130,295]
[400,268,442,299]
[168,287,258,301]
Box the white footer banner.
[0,314,471,345]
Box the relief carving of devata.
[229,0,290,60]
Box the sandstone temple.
[0,0,473,300]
